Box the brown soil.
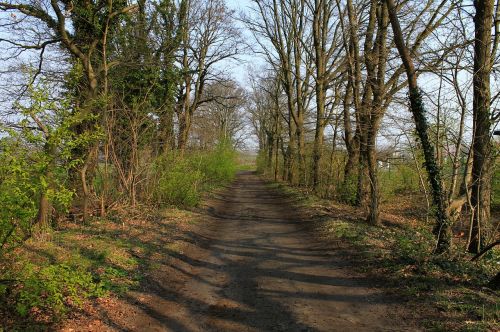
[60,171,418,332]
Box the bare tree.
[307,0,344,191]
[244,0,313,185]
[175,0,241,150]
[386,0,452,252]
[468,0,497,253]
[192,80,248,148]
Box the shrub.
[379,162,421,199]
[0,83,94,256]
[255,150,268,174]
[0,141,38,254]
[337,175,358,204]
[155,154,204,206]
[153,142,237,207]
[493,166,500,208]
[197,141,237,187]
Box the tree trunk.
[296,120,306,186]
[312,86,326,191]
[366,121,381,224]
[468,0,494,253]
[357,119,370,207]
[36,193,50,233]
[311,0,328,192]
[343,0,361,190]
[288,111,299,185]
[159,106,176,153]
[386,0,451,253]
[177,111,191,150]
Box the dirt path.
[62,171,416,331]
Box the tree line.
[245,0,499,258]
[0,0,246,253]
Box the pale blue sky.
[223,0,263,85]
[226,0,252,11]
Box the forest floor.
[55,170,420,331]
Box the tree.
[385,0,452,252]
[192,80,248,149]
[245,0,313,185]
[468,0,496,253]
[307,0,344,192]
[175,0,241,150]
[0,0,139,221]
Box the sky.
[226,0,252,10]
[223,0,263,85]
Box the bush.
[493,166,500,208]
[196,141,237,187]
[155,155,204,206]
[337,175,357,204]
[0,141,38,254]
[0,83,93,256]
[255,150,268,175]
[153,142,237,207]
[379,162,421,199]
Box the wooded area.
[0,0,498,330]
[246,0,498,254]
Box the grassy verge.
[266,179,499,332]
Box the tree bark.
[386,0,451,253]
[468,0,494,253]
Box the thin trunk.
[468,0,494,253]
[366,131,380,224]
[343,80,357,182]
[341,0,361,189]
[449,67,468,200]
[312,0,328,191]
[386,0,451,253]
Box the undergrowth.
[0,201,201,328]
[341,221,499,332]
[154,141,236,207]
[0,220,142,326]
[0,143,235,328]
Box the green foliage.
[327,221,364,241]
[0,82,96,255]
[98,266,136,295]
[155,154,204,206]
[379,162,421,199]
[320,217,499,331]
[255,150,268,174]
[0,139,38,252]
[493,165,500,208]
[15,263,105,317]
[196,141,237,187]
[338,175,358,204]
[154,142,237,207]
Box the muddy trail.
[62,171,417,332]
